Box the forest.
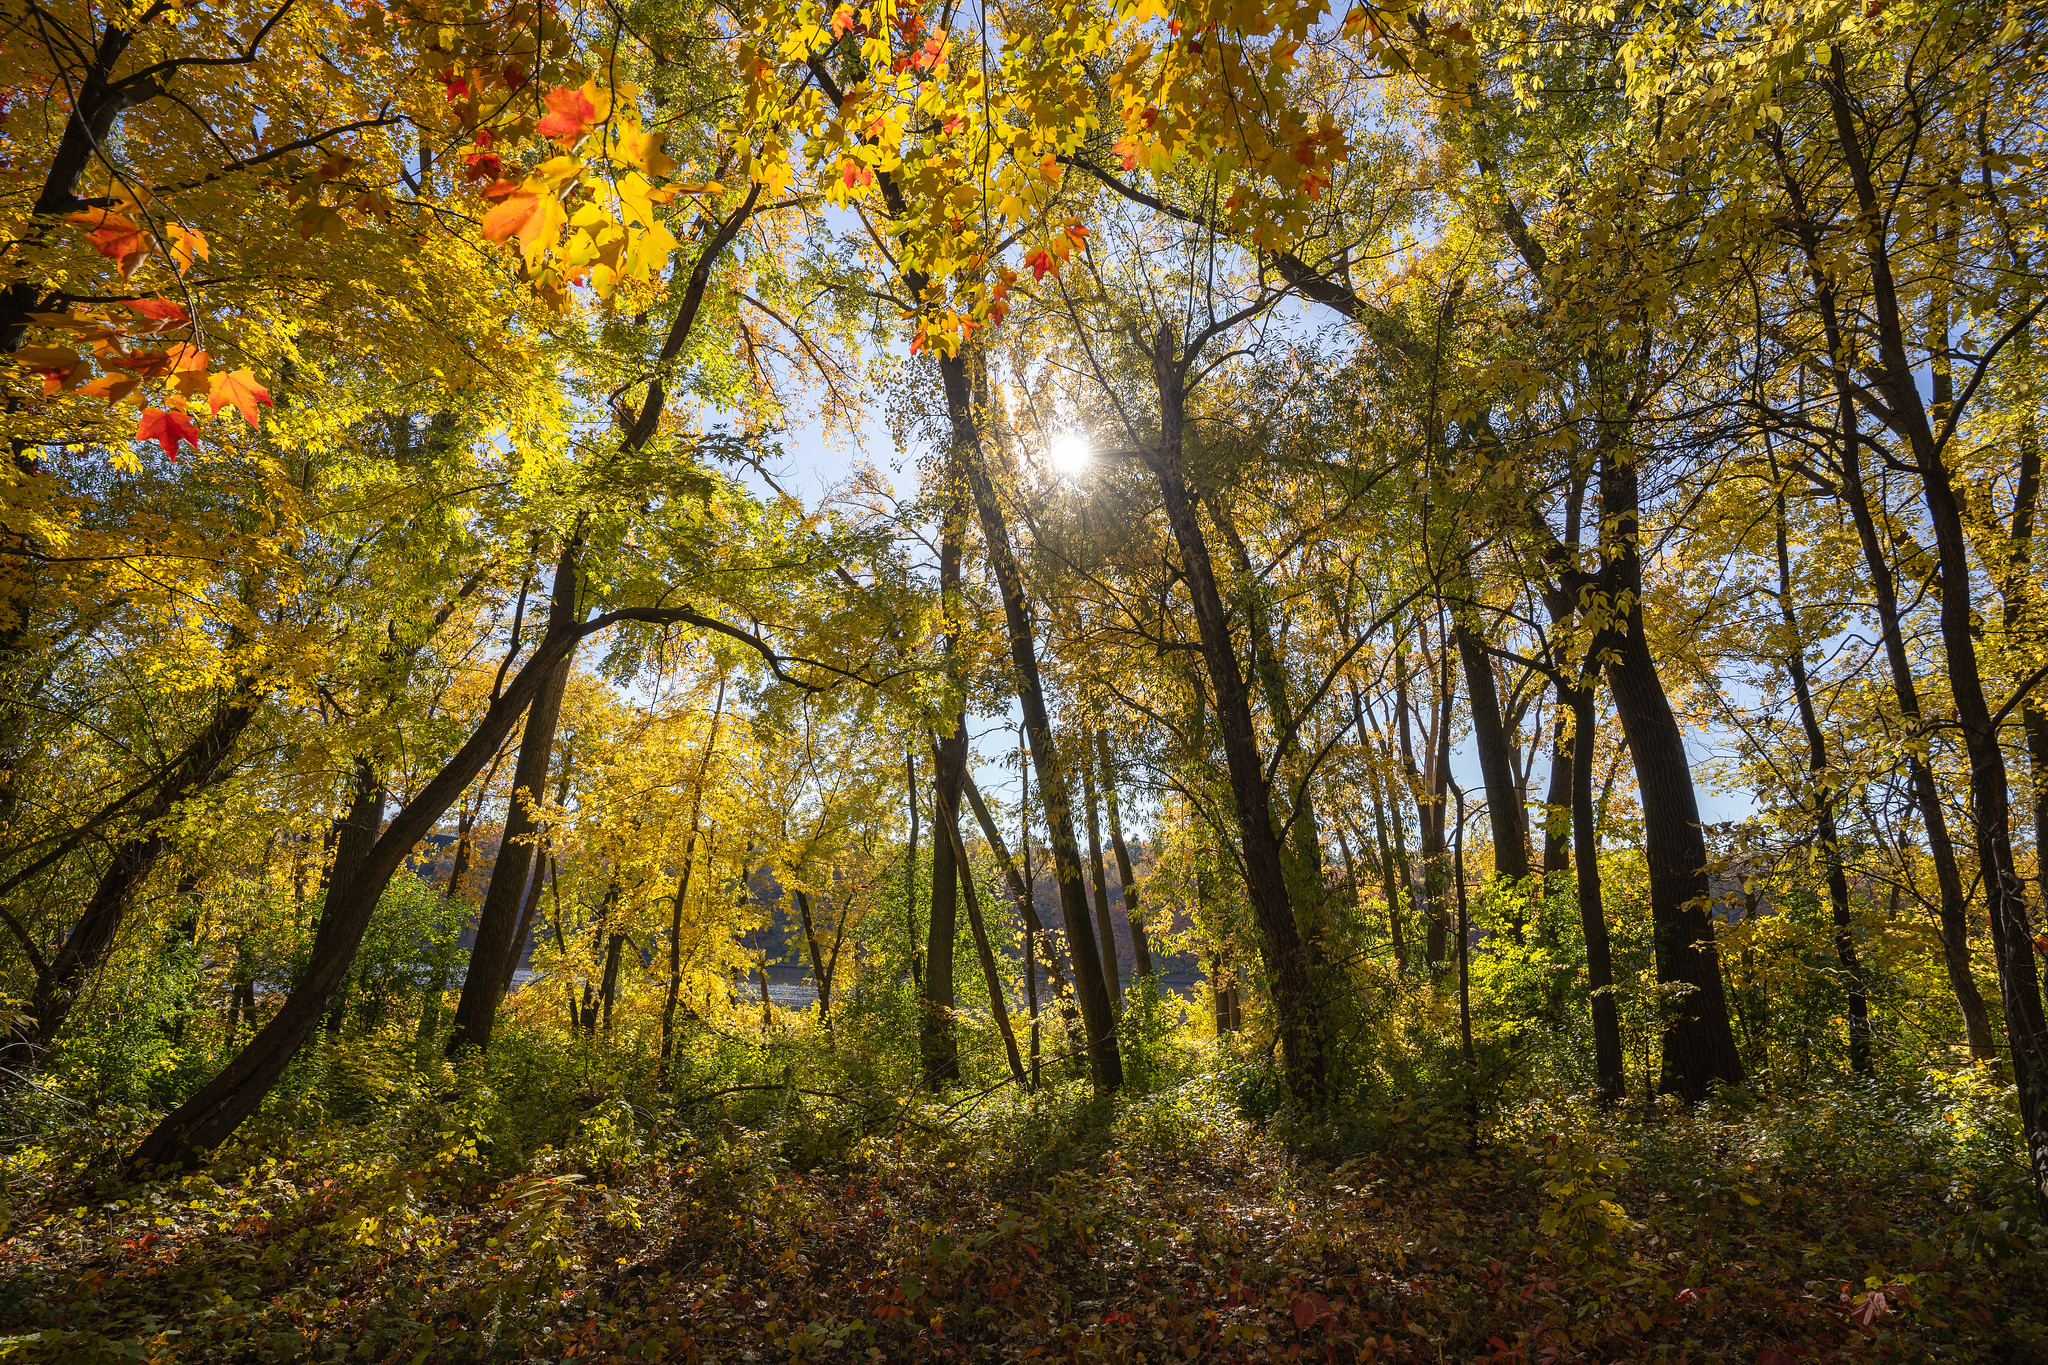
[1,0,2045,1357]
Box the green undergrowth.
[1,1034,2042,1363]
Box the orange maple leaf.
[1025,249,1056,281]
[167,223,209,273]
[830,4,856,36]
[481,187,565,266]
[123,299,191,327]
[535,85,597,146]
[841,160,874,189]
[66,209,151,277]
[207,369,274,427]
[137,407,200,462]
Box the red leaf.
[1025,249,1055,280]
[1290,1291,1328,1330]
[123,299,190,324]
[443,70,471,101]
[463,152,503,184]
[136,407,200,462]
[536,84,598,145]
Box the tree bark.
[921,712,965,1087]
[1081,742,1123,1011]
[446,548,578,1057]
[1598,449,1744,1101]
[904,748,922,988]
[1098,732,1154,980]
[5,668,259,1068]
[941,349,1121,1091]
[1771,479,1872,1075]
[1570,678,1625,1101]
[1147,323,1322,1106]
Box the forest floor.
[1,1074,2044,1362]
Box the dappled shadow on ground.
[1,1088,2043,1361]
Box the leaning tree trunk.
[5,666,259,1068]
[948,820,1026,1084]
[941,348,1121,1091]
[130,549,594,1172]
[1098,732,1154,980]
[446,563,576,1058]
[1147,324,1323,1107]
[1080,744,1123,1011]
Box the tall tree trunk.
[1081,744,1124,1011]
[922,713,966,1087]
[597,930,626,1032]
[1146,323,1322,1107]
[446,550,577,1058]
[1598,449,1744,1101]
[1770,138,1997,1060]
[941,348,1121,1091]
[1021,728,1042,1088]
[1098,732,1154,980]
[1541,686,1574,880]
[792,884,831,1024]
[1820,57,2047,1210]
[1454,614,1532,887]
[904,748,922,988]
[948,821,1026,1084]
[1771,476,1873,1075]
[321,760,387,1040]
[660,679,726,1069]
[1570,678,1625,1102]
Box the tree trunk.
[942,348,1121,1091]
[793,885,831,1024]
[1081,742,1124,1011]
[921,714,965,1088]
[1771,479,1872,1075]
[904,748,922,988]
[1147,324,1322,1107]
[1454,614,1531,887]
[5,670,258,1068]
[321,760,387,1040]
[129,546,598,1172]
[1599,450,1744,1101]
[597,930,626,1032]
[1098,732,1154,980]
[948,821,1026,1084]
[1571,679,1625,1101]
[446,595,575,1058]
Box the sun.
[1046,430,1091,477]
